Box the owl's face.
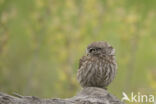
[86,41,115,56]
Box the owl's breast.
[77,55,116,88]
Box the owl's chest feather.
[82,56,107,77]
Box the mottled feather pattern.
[77,41,117,89]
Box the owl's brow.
[96,47,102,49]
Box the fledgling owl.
[77,41,117,89]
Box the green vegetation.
[0,0,156,101]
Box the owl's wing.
[79,56,87,69]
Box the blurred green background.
[0,0,156,101]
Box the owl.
[77,41,117,89]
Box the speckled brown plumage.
[77,41,117,89]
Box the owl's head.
[86,41,115,56]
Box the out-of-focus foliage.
[0,0,156,101]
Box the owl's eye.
[89,48,96,53]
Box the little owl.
[77,41,117,89]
